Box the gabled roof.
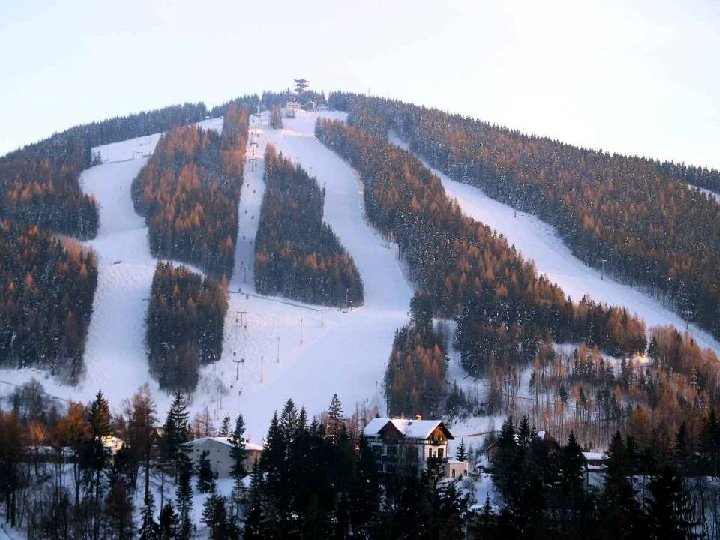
[363,418,453,440]
[184,436,263,452]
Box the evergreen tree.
[158,502,179,540]
[196,449,217,493]
[560,431,586,497]
[645,466,697,539]
[219,416,231,436]
[491,416,518,502]
[163,391,190,479]
[202,493,232,539]
[349,433,380,535]
[104,476,134,540]
[88,390,111,437]
[138,491,159,540]
[244,462,266,539]
[175,453,194,539]
[326,393,344,443]
[456,437,468,462]
[229,413,248,480]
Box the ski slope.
[388,134,720,356]
[195,110,413,440]
[0,111,413,439]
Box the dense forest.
[315,119,646,373]
[0,222,96,382]
[480,326,720,453]
[0,102,212,383]
[385,294,449,418]
[0,383,472,539]
[478,416,717,538]
[132,104,249,278]
[146,262,227,393]
[0,103,208,239]
[255,145,364,306]
[328,93,720,343]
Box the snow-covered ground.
[0,111,413,440]
[688,183,720,204]
[194,110,413,440]
[0,134,175,412]
[389,133,720,357]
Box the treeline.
[147,262,227,393]
[0,381,470,539]
[255,145,363,306]
[315,119,646,373]
[478,417,713,538]
[0,222,96,382]
[260,90,327,109]
[245,397,469,539]
[498,326,720,453]
[0,102,207,239]
[385,294,449,418]
[329,93,720,343]
[132,103,249,277]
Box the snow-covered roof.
[185,436,263,452]
[363,418,453,440]
[582,451,606,462]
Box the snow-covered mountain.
[1,109,717,443]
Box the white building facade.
[362,417,453,475]
[184,437,263,478]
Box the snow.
[93,133,162,164]
[194,110,414,440]
[196,116,224,133]
[389,133,720,357]
[0,111,414,441]
[687,183,720,204]
[363,417,447,440]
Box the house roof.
[184,436,263,452]
[363,418,453,440]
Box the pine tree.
[244,462,266,539]
[491,416,518,502]
[158,502,179,540]
[196,449,217,493]
[88,390,111,437]
[104,476,134,540]
[163,391,190,479]
[349,433,379,535]
[326,393,344,444]
[456,438,468,462]
[138,492,159,540]
[175,453,194,539]
[219,416,231,436]
[517,416,532,449]
[645,466,698,539]
[229,414,248,481]
[202,493,230,539]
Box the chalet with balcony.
[363,417,453,474]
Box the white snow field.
[0,134,176,413]
[0,112,413,440]
[194,110,413,440]
[389,134,720,357]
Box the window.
[452,469,456,478]
[438,448,444,459]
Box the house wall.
[189,440,233,478]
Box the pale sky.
[2,0,719,169]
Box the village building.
[363,417,453,475]
[445,459,469,480]
[100,435,125,455]
[185,437,263,478]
